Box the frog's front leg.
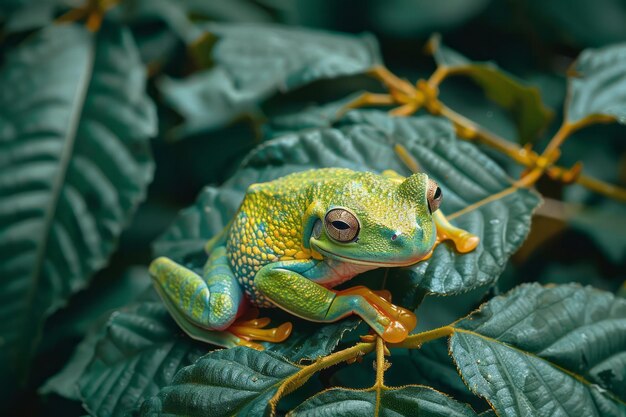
[150,246,291,350]
[254,260,416,343]
[432,210,479,253]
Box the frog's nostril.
[391,234,398,241]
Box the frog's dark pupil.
[434,187,442,199]
[332,220,350,230]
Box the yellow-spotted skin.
[227,168,437,306]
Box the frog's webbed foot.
[228,308,292,349]
[336,286,417,343]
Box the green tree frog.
[150,168,478,350]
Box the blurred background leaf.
[0,22,155,389]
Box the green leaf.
[78,294,206,417]
[427,34,553,144]
[450,283,626,417]
[139,347,300,417]
[408,340,476,404]
[289,385,479,416]
[263,317,361,362]
[159,23,381,137]
[110,0,273,45]
[39,267,152,400]
[566,42,626,126]
[156,112,539,301]
[39,321,105,401]
[368,0,491,37]
[0,24,155,377]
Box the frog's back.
[226,168,365,306]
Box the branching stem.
[389,325,455,349]
[269,341,375,414]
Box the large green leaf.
[450,284,626,417]
[0,24,155,377]
[566,42,626,126]
[78,294,207,417]
[156,111,539,300]
[428,34,553,144]
[289,385,479,416]
[159,23,381,137]
[139,347,301,417]
[110,0,272,45]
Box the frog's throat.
[310,242,425,267]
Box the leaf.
[78,294,207,417]
[427,34,553,144]
[289,385,479,416]
[109,0,273,45]
[0,24,155,377]
[39,267,152,400]
[566,42,626,126]
[159,23,381,137]
[139,347,301,417]
[408,340,477,404]
[40,320,106,401]
[156,112,539,302]
[367,0,491,37]
[450,283,626,417]
[264,92,365,138]
[263,317,361,362]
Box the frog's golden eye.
[324,208,360,242]
[427,179,443,213]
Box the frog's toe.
[236,339,265,351]
[381,320,410,343]
[457,233,480,253]
[230,321,292,343]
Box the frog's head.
[305,172,441,267]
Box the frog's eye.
[324,208,360,242]
[427,179,443,213]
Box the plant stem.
[375,337,386,387]
[269,341,375,414]
[389,325,455,349]
[438,103,534,166]
[437,101,626,201]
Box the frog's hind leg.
[150,247,242,331]
[150,247,291,349]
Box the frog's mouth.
[311,242,425,267]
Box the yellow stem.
[438,103,535,166]
[575,174,626,202]
[389,325,455,349]
[269,341,375,414]
[359,67,626,201]
[375,337,386,387]
[374,337,386,417]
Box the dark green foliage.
[450,284,626,416]
[1,1,625,416]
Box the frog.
[149,168,479,350]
